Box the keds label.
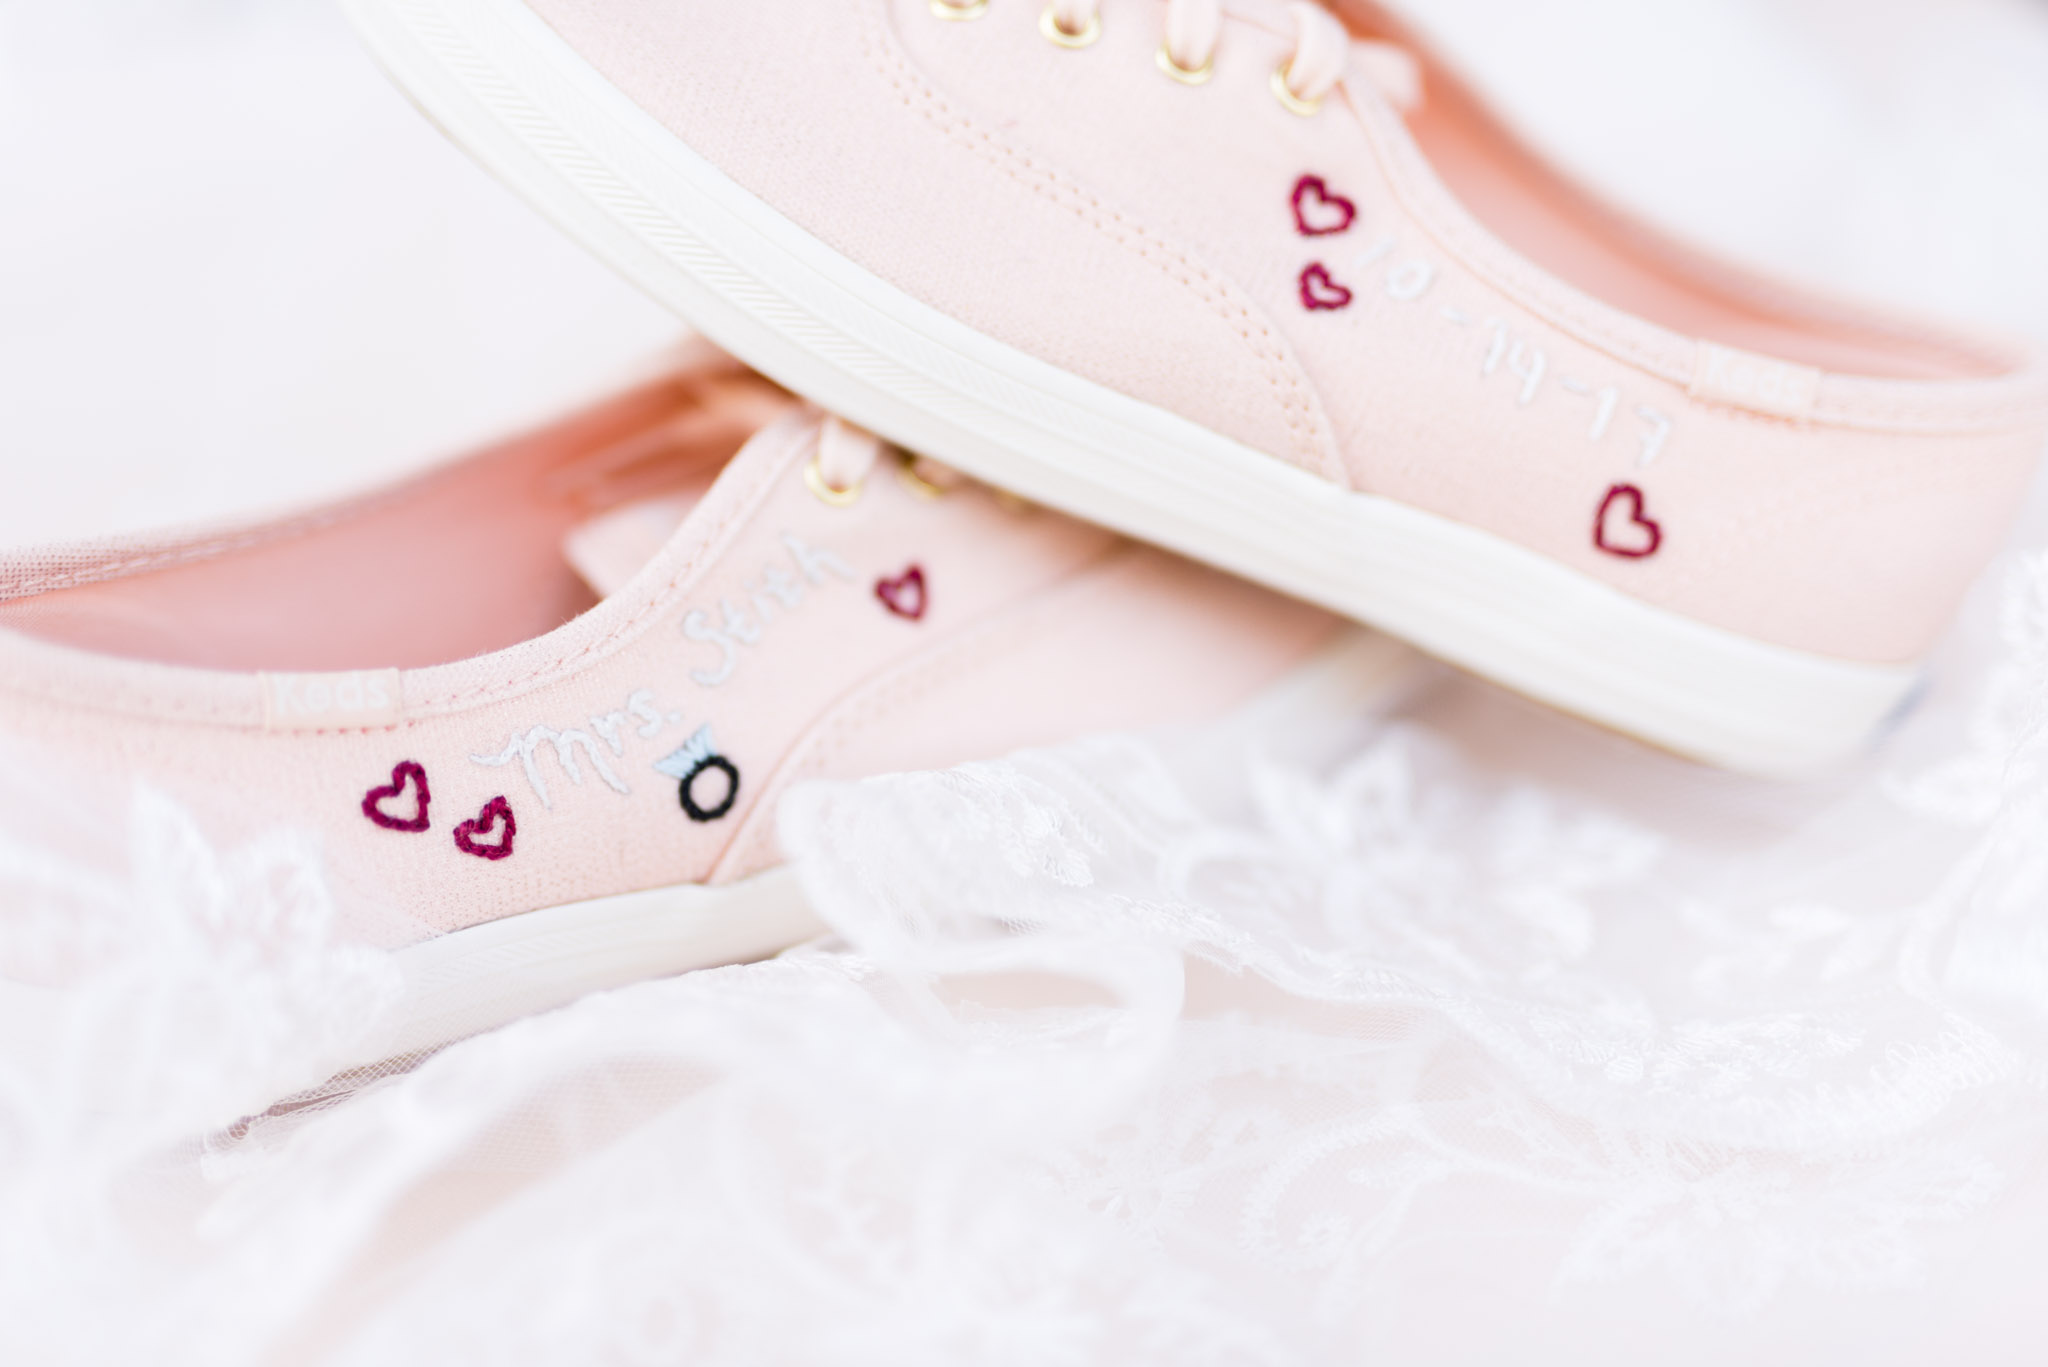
[1690,342,1823,421]
[261,669,405,732]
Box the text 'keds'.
[261,669,405,732]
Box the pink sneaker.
[0,346,1390,1066]
[340,0,2048,774]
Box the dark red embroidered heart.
[1595,484,1663,560]
[362,761,431,833]
[453,796,517,861]
[1291,175,1357,237]
[1298,263,1354,312]
[875,565,928,621]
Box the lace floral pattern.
[5,556,2048,1363]
[0,785,402,1365]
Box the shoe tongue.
[561,411,960,599]
[1355,39,1422,114]
[562,409,829,599]
[563,489,697,598]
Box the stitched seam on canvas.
[1716,460,2022,576]
[860,5,1341,480]
[1346,88,1694,382]
[710,609,1012,876]
[0,381,707,600]
[413,437,795,712]
[0,393,649,600]
[0,504,371,603]
[709,540,1139,878]
[1340,89,2048,435]
[0,423,809,727]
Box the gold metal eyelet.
[1156,42,1214,85]
[804,454,864,507]
[897,454,951,501]
[929,0,989,20]
[1270,64,1323,116]
[1040,5,1102,49]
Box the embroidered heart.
[1595,484,1663,560]
[1291,175,1357,237]
[1298,263,1353,312]
[875,565,928,621]
[453,796,517,861]
[362,761,431,833]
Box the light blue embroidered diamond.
[653,725,719,781]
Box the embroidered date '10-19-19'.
[1284,172,1680,471]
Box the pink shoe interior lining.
[0,364,796,674]
[1344,1,2009,381]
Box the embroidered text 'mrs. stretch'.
[681,534,856,687]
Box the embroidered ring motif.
[1291,175,1356,237]
[1298,263,1354,312]
[362,760,431,833]
[679,756,742,824]
[1595,483,1663,560]
[875,565,929,621]
[454,796,517,861]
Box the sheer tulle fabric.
[7,530,2048,1363]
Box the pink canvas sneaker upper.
[0,349,1339,947]
[523,0,2048,667]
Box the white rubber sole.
[338,0,1920,775]
[360,865,822,1065]
[0,867,824,1093]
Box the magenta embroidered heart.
[1595,484,1663,560]
[1291,175,1357,237]
[362,761,431,833]
[1298,264,1353,312]
[454,796,517,861]
[875,565,928,621]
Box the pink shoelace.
[813,416,885,495]
[1142,0,1349,104]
